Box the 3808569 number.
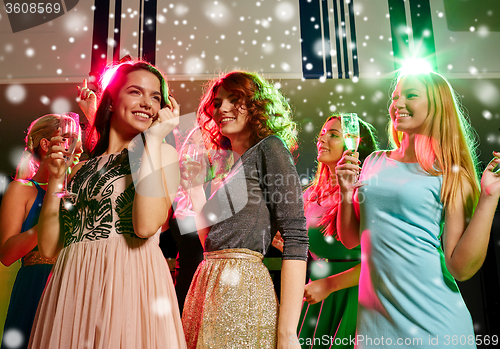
[443,335,499,346]
[5,3,61,14]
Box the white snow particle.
[51,97,71,114]
[6,85,27,104]
[2,329,24,348]
[40,95,50,105]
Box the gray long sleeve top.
[203,135,309,261]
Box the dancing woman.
[296,114,378,348]
[29,59,187,349]
[0,115,71,349]
[181,71,309,348]
[336,70,500,348]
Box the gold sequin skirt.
[182,248,278,349]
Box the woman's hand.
[179,152,207,192]
[71,141,84,167]
[303,278,332,304]
[45,133,71,180]
[481,151,500,198]
[146,96,180,143]
[77,78,97,124]
[272,231,284,253]
[335,150,360,192]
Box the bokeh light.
[220,266,241,286]
[3,328,24,348]
[51,98,72,114]
[152,297,172,317]
[6,85,27,104]
[275,2,296,21]
[399,58,433,76]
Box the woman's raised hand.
[77,79,97,124]
[481,151,500,198]
[147,95,180,142]
[335,150,361,192]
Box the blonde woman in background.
[0,114,79,349]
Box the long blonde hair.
[16,114,60,180]
[388,72,480,214]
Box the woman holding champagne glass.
[336,70,500,348]
[181,71,309,349]
[273,113,378,348]
[0,114,79,349]
[28,58,186,349]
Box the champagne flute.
[341,113,361,185]
[341,113,360,153]
[177,144,205,217]
[53,113,79,199]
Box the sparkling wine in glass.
[53,113,79,199]
[177,144,205,217]
[341,113,361,186]
[341,113,361,152]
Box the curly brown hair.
[197,71,297,153]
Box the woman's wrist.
[277,327,296,339]
[189,185,206,212]
[325,275,337,293]
[339,185,355,195]
[47,175,65,186]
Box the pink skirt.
[28,236,187,349]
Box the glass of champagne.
[341,113,361,184]
[177,144,205,217]
[53,113,79,199]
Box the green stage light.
[399,58,433,76]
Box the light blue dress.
[356,151,475,349]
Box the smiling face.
[211,86,252,142]
[390,75,430,135]
[317,117,344,167]
[110,69,162,137]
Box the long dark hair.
[85,59,170,157]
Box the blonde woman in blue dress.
[336,70,500,348]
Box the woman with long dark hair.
[29,59,187,349]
